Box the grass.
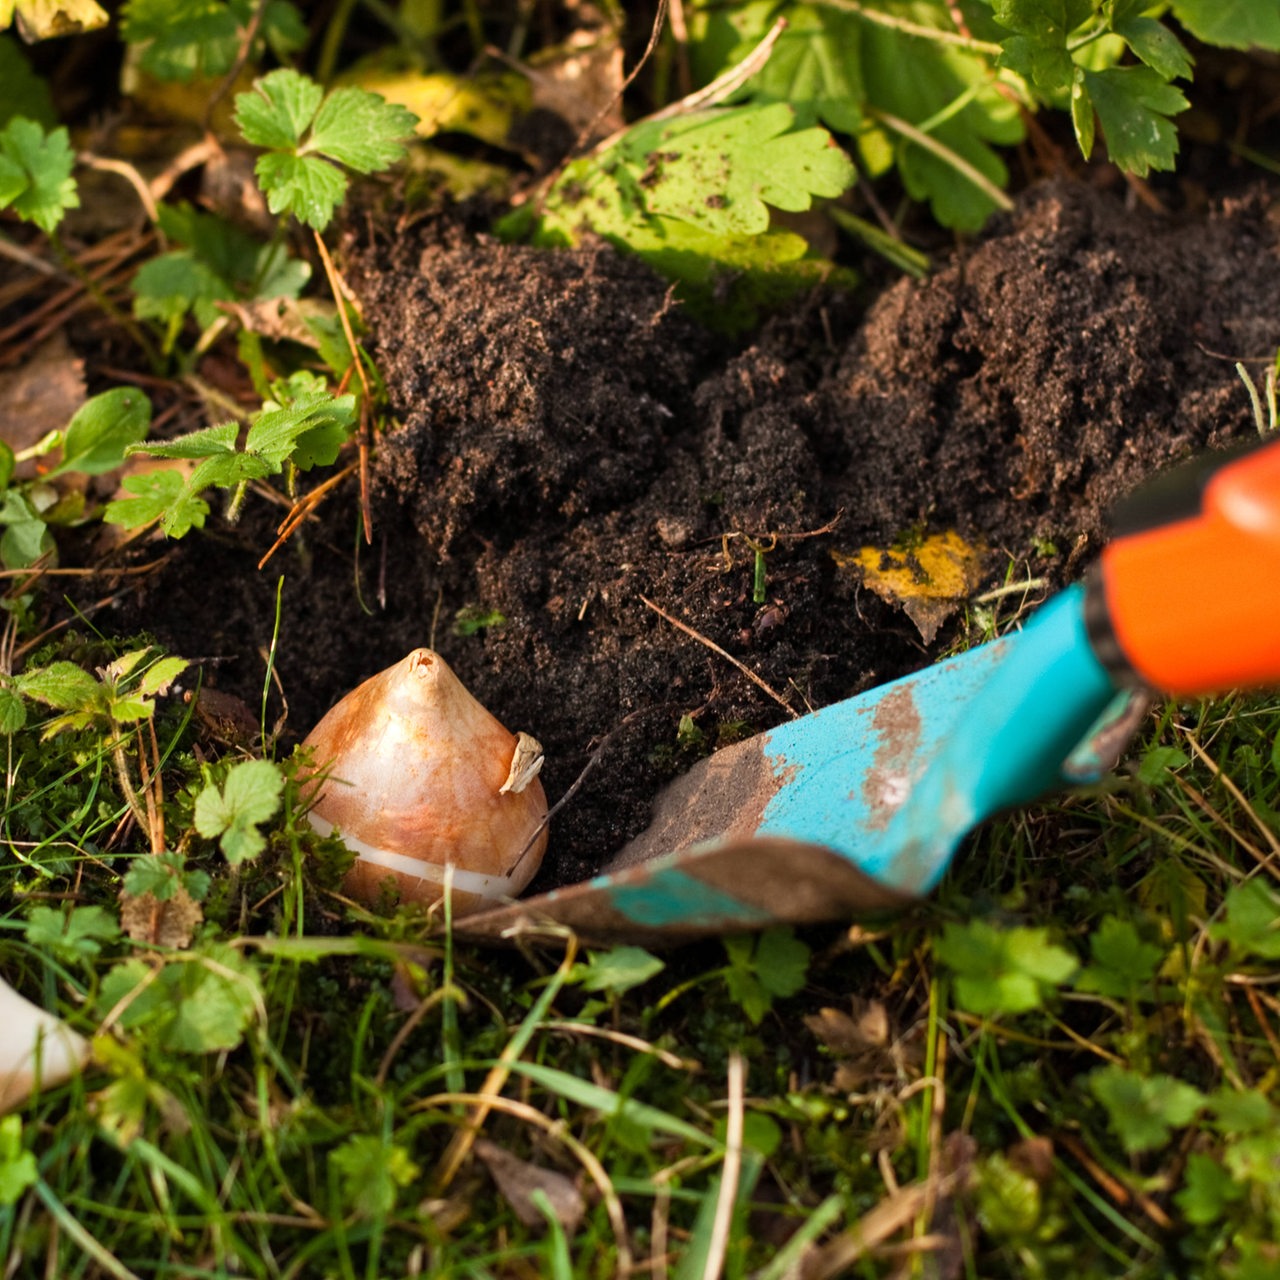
[3,634,1280,1277]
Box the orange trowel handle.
[1086,435,1280,697]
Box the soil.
[100,176,1280,896]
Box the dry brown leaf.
[526,35,625,138]
[474,1138,586,1233]
[119,885,203,949]
[0,331,86,479]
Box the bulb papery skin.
[301,649,548,915]
[0,978,90,1113]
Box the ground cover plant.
[3,2,1280,1277]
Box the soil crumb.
[107,179,1280,894]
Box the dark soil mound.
[108,178,1280,894]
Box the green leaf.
[98,945,260,1053]
[0,491,53,569]
[0,684,25,733]
[133,421,239,460]
[1089,1064,1205,1154]
[24,904,120,962]
[0,439,13,490]
[570,945,666,995]
[1114,15,1194,81]
[17,661,103,712]
[1210,879,1280,960]
[305,85,418,172]
[711,3,864,134]
[244,392,356,468]
[1171,0,1280,51]
[1079,66,1188,177]
[624,104,854,238]
[254,151,347,229]
[121,0,306,82]
[132,250,234,334]
[135,655,189,698]
[193,758,284,864]
[234,67,323,150]
[1175,1152,1241,1226]
[0,117,77,234]
[0,34,56,129]
[935,920,1078,1016]
[992,0,1091,88]
[858,18,1023,230]
[1075,915,1164,998]
[331,1135,420,1218]
[723,927,811,1025]
[0,1115,37,1207]
[52,388,151,477]
[102,469,210,538]
[1208,1087,1274,1136]
[1134,744,1189,786]
[124,851,211,904]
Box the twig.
[640,595,797,718]
[201,0,269,133]
[77,152,162,229]
[257,460,359,570]
[811,0,1002,54]
[563,0,669,159]
[702,1052,745,1280]
[507,704,676,876]
[416,1089,630,1278]
[866,106,1014,213]
[312,229,374,543]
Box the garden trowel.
[458,436,1280,946]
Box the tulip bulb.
[0,977,90,1112]
[301,649,549,915]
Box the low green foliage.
[193,758,284,864]
[0,115,76,233]
[722,925,812,1023]
[234,68,419,230]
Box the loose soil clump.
[108,178,1280,895]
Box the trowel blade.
[456,587,1127,945]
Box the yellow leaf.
[337,68,529,149]
[10,0,106,40]
[834,530,986,643]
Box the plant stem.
[865,106,1014,213]
[813,0,1002,56]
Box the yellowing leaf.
[337,67,528,149]
[834,530,985,643]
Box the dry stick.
[312,230,374,543]
[257,461,360,570]
[507,703,677,875]
[430,936,580,1196]
[418,1090,631,1279]
[201,0,269,133]
[374,985,458,1087]
[702,1052,745,1280]
[865,106,1014,213]
[640,595,797,718]
[563,0,670,161]
[77,153,162,228]
[151,136,223,203]
[1177,725,1280,861]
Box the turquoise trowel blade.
[456,585,1123,945]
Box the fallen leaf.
[474,1138,585,1233]
[339,66,529,149]
[833,530,986,643]
[0,331,86,478]
[526,33,625,138]
[119,884,203,949]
